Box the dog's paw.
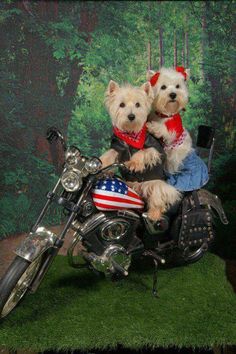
[125,159,145,173]
[147,208,162,221]
[127,181,143,195]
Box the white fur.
[151,68,189,115]
[100,80,181,220]
[147,67,192,173]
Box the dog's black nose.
[169,92,177,100]
[128,114,135,121]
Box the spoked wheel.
[0,255,43,318]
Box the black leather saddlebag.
[178,191,214,249]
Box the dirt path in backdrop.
[0,225,73,278]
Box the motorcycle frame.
[14,163,125,264]
[15,175,95,260]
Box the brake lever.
[96,163,127,176]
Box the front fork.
[32,177,94,240]
[17,177,95,292]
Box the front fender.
[15,227,59,262]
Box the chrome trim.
[79,212,107,235]
[15,227,58,262]
[142,213,169,235]
[100,219,130,241]
[117,210,140,220]
[184,242,208,261]
[1,255,43,318]
[90,244,131,276]
[67,231,86,268]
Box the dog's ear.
[185,69,190,81]
[146,70,156,81]
[107,80,119,95]
[141,82,154,99]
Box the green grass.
[0,253,236,351]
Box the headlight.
[61,170,82,192]
[65,146,81,166]
[85,157,102,174]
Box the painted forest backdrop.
[0,1,235,258]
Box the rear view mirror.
[46,126,67,151]
[197,125,215,149]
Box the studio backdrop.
[0,1,235,258]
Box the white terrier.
[100,80,181,220]
[147,67,208,192]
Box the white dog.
[100,80,181,220]
[147,67,209,192]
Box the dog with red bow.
[147,67,209,192]
[100,80,181,221]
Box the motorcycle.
[0,125,228,318]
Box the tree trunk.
[185,32,189,68]
[14,2,98,171]
[201,2,206,80]
[202,1,227,149]
[159,27,164,68]
[147,40,151,70]
[157,1,164,68]
[182,32,185,67]
[174,31,177,67]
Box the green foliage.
[0,0,235,250]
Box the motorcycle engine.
[69,210,142,276]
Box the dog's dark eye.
[176,84,180,89]
[120,102,125,108]
[161,85,167,90]
[135,102,140,108]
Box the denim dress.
[166,149,209,192]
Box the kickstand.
[143,250,164,298]
[153,258,159,297]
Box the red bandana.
[155,112,184,141]
[113,124,147,149]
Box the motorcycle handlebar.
[46,127,128,176]
[96,163,127,175]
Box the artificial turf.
[0,253,236,352]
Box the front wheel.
[0,255,43,318]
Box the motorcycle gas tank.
[92,178,144,211]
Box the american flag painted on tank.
[92,178,144,211]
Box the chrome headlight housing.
[85,157,102,174]
[65,146,81,166]
[61,170,82,192]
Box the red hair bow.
[150,72,160,86]
[150,66,187,86]
[175,66,187,80]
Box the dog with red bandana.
[147,67,209,192]
[100,80,181,221]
